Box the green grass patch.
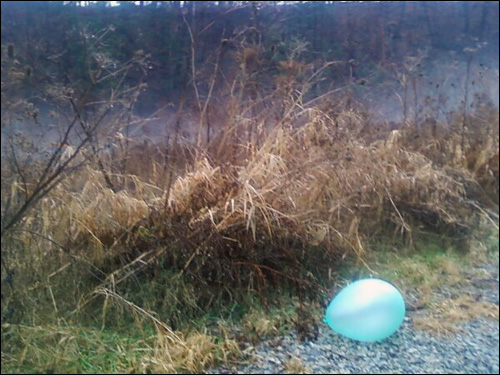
[1,323,155,374]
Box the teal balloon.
[324,279,405,342]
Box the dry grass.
[1,76,498,373]
[2,101,495,322]
[402,100,499,206]
[242,308,280,338]
[413,314,461,336]
[413,295,499,336]
[241,304,299,340]
[284,356,311,374]
[142,330,240,374]
[1,320,241,374]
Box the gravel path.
[212,262,499,374]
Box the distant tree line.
[1,1,498,114]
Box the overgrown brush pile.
[3,102,497,329]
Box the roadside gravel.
[212,262,499,374]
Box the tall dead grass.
[1,80,498,375]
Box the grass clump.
[1,323,154,374]
[413,295,499,336]
[1,319,242,374]
[284,357,310,374]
